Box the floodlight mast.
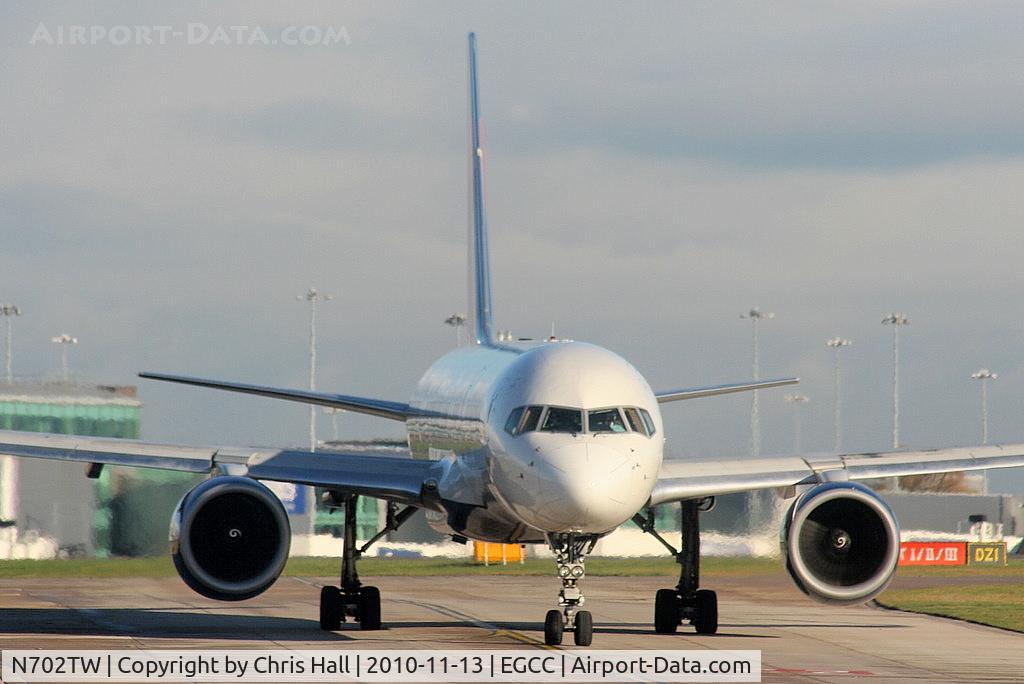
[740,307,774,457]
[0,304,22,384]
[784,393,809,453]
[298,288,332,452]
[971,368,997,495]
[826,337,851,453]
[971,368,997,445]
[324,407,342,441]
[445,313,467,347]
[881,313,909,450]
[50,333,78,382]
[0,305,19,524]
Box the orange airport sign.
[898,541,966,566]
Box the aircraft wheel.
[544,609,564,646]
[319,586,342,631]
[358,586,382,630]
[573,610,593,646]
[693,589,718,635]
[654,589,679,634]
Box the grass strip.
[878,584,1024,633]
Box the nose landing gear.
[544,533,597,646]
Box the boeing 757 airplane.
[4,34,1024,647]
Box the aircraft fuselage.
[407,341,664,543]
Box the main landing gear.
[543,533,597,646]
[319,495,416,632]
[633,498,718,635]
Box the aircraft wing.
[0,430,443,508]
[139,372,412,422]
[649,443,1024,505]
[655,377,798,403]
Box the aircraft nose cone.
[532,441,648,532]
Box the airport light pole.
[881,313,909,450]
[784,393,809,453]
[1,305,23,525]
[826,337,851,453]
[971,368,997,445]
[1,304,22,384]
[298,288,332,452]
[445,313,467,347]
[50,333,78,382]
[741,307,774,457]
[971,368,997,494]
[324,407,342,442]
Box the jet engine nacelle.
[781,481,899,605]
[170,476,290,601]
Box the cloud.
[3,2,1024,489]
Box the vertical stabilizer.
[467,32,495,346]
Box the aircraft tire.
[319,586,342,631]
[358,586,382,630]
[654,589,679,634]
[573,610,593,646]
[693,589,718,635]
[544,609,563,646]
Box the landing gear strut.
[544,533,597,646]
[319,495,416,631]
[634,498,718,635]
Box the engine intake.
[782,482,899,605]
[170,476,290,601]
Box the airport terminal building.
[0,380,199,559]
[0,383,369,559]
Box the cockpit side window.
[639,408,657,436]
[520,406,543,433]
[622,407,648,436]
[504,407,525,435]
[540,406,583,433]
[505,406,545,436]
[588,408,627,433]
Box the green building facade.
[0,396,140,437]
[0,382,198,556]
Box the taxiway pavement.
[0,574,1021,683]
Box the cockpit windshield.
[588,408,626,433]
[505,405,654,437]
[540,407,583,433]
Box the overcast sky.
[5,2,1024,491]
